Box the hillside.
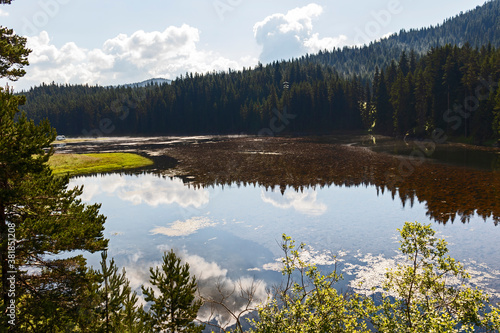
[19,0,500,143]
[119,78,172,88]
[301,0,500,81]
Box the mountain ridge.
[299,0,500,81]
[118,78,172,88]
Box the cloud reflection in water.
[151,216,218,237]
[260,187,327,216]
[121,245,268,330]
[71,173,209,208]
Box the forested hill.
[21,44,500,143]
[19,1,500,142]
[301,0,500,80]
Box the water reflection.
[344,253,500,300]
[151,216,218,237]
[73,173,209,208]
[70,172,500,315]
[114,244,268,329]
[161,137,500,225]
[64,136,500,330]
[261,187,327,216]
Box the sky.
[0,0,489,91]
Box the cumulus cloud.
[304,33,348,53]
[70,173,209,208]
[253,3,347,63]
[261,187,327,216]
[151,216,218,237]
[0,8,9,16]
[17,25,257,90]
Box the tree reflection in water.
[158,137,500,226]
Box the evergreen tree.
[0,86,108,330]
[494,80,500,141]
[96,251,146,333]
[0,1,108,329]
[142,250,204,333]
[0,26,30,80]
[374,69,394,135]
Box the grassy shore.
[49,153,154,176]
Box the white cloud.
[261,187,327,216]
[253,4,347,63]
[151,216,217,237]
[17,26,257,90]
[0,8,8,16]
[303,33,348,54]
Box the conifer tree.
[96,251,146,333]
[0,1,108,329]
[0,66,108,332]
[494,80,500,142]
[142,250,204,333]
[0,26,30,80]
[374,69,394,135]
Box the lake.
[62,135,500,329]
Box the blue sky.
[1,0,488,91]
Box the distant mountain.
[120,78,172,88]
[300,0,500,81]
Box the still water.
[69,170,500,326]
[58,135,499,329]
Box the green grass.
[49,153,154,176]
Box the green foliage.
[0,26,30,80]
[362,221,500,332]
[89,251,148,333]
[15,256,101,332]
[142,249,204,333]
[0,85,109,330]
[250,223,500,333]
[249,235,369,333]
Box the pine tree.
[0,1,108,329]
[97,251,145,333]
[0,84,108,332]
[494,80,500,142]
[142,250,204,333]
[374,69,394,135]
[0,26,30,80]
